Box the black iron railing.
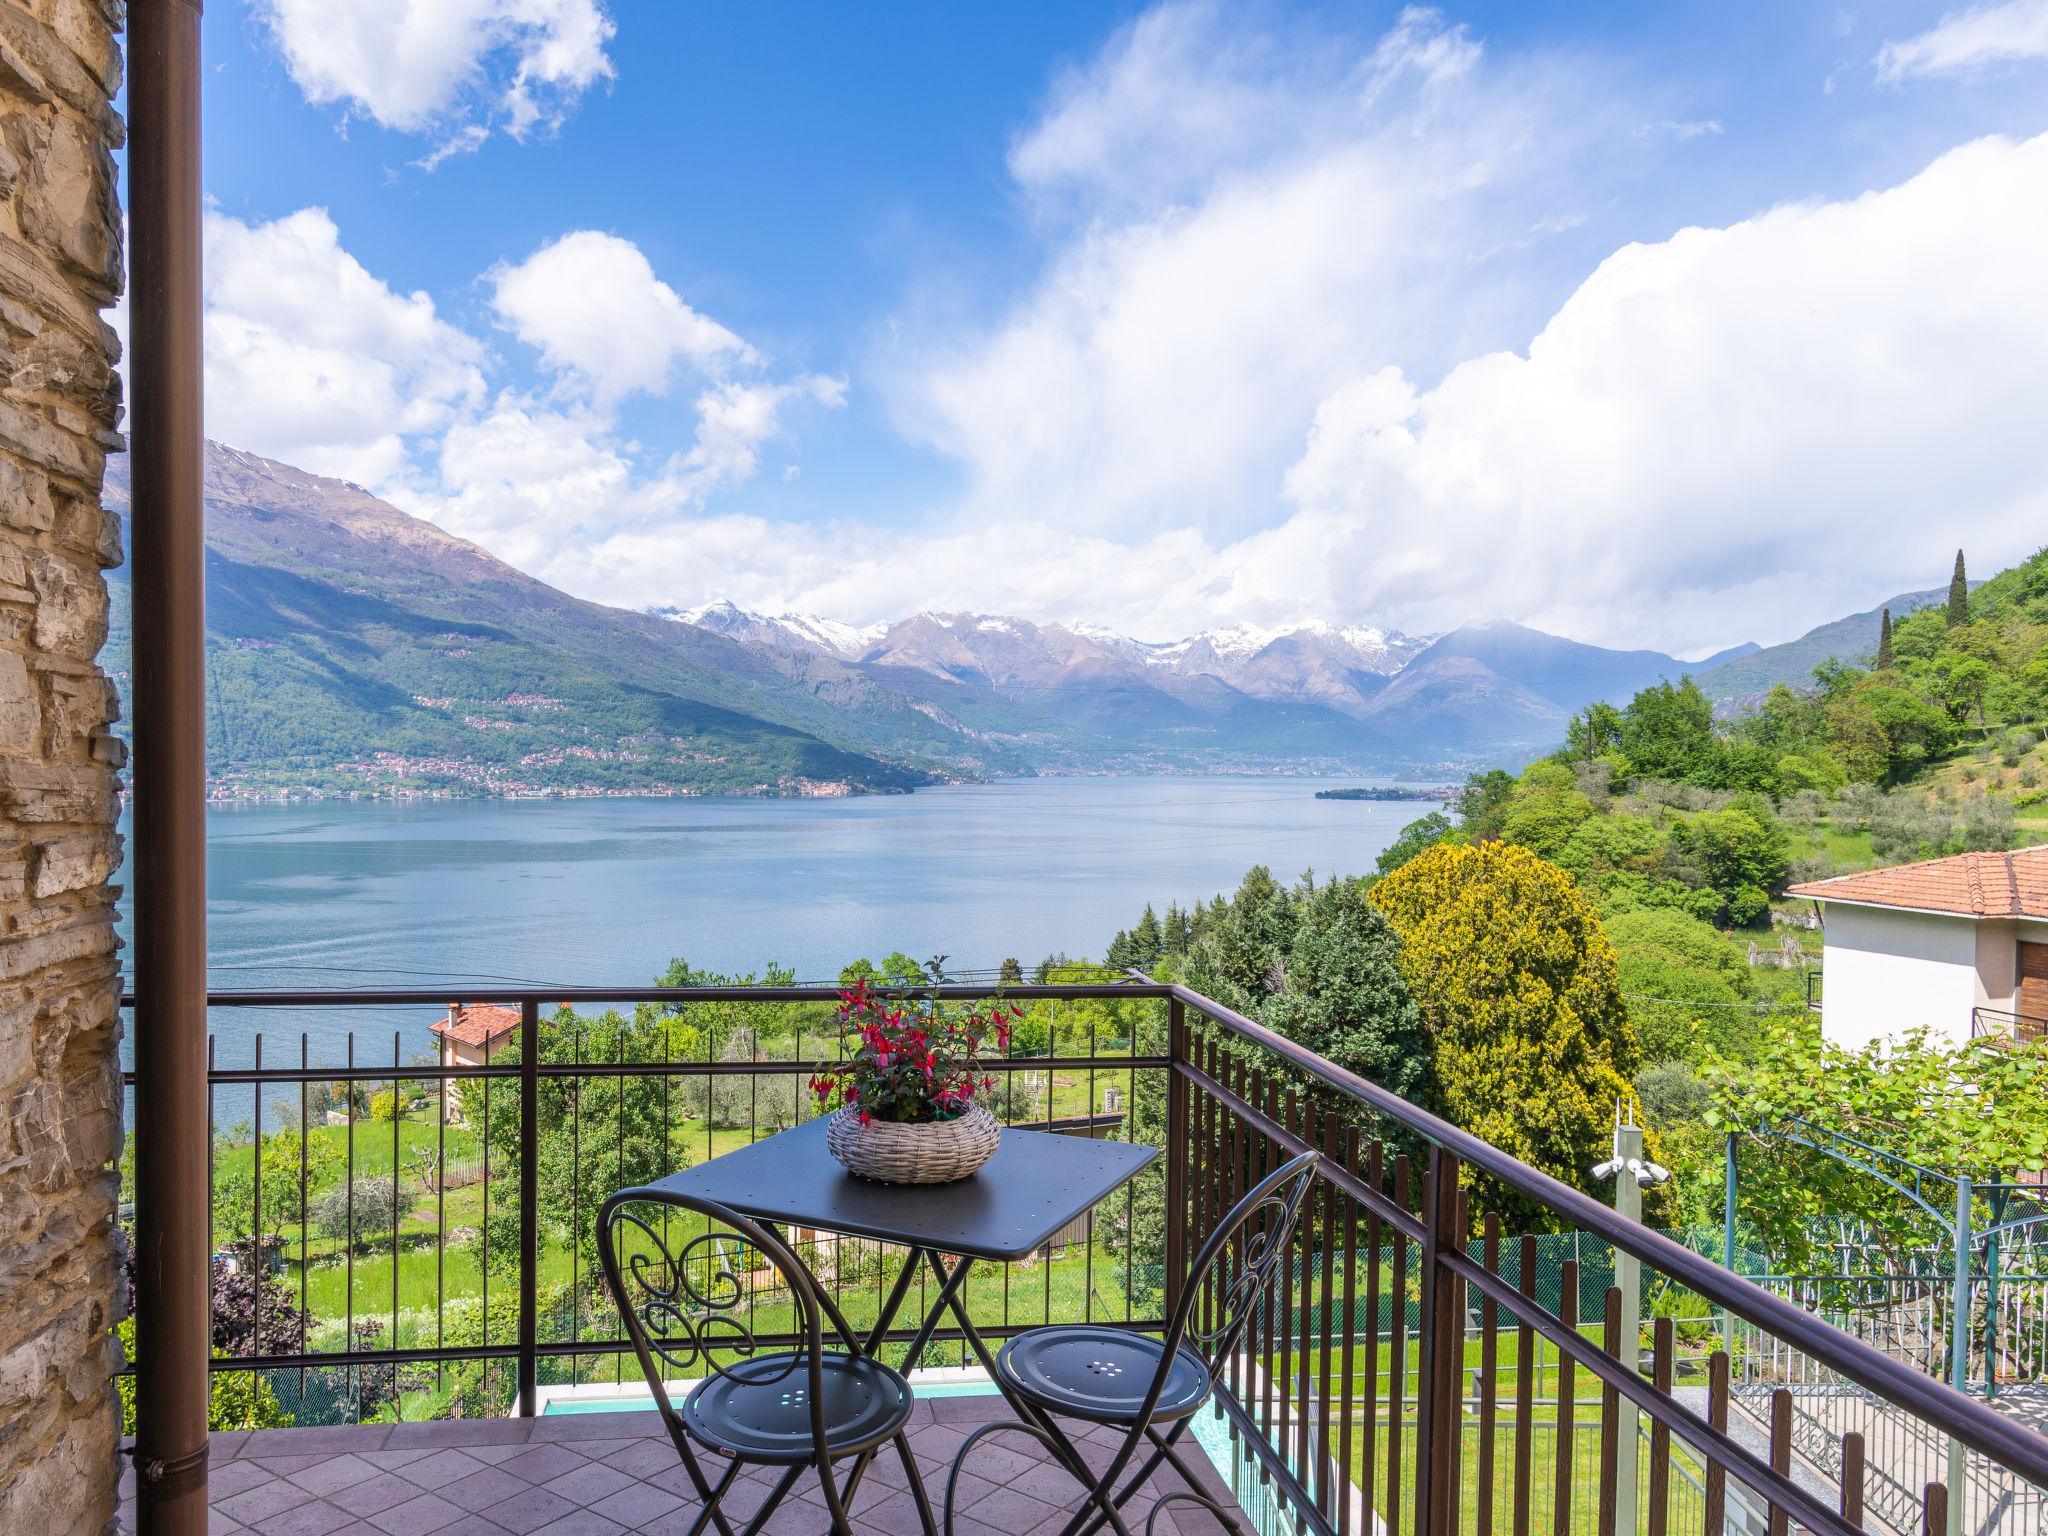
[120,981,2048,1536]
[1972,1006,2048,1048]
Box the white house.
[1788,847,2048,1051]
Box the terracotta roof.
[431,1003,522,1049]
[1787,845,2048,919]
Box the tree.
[483,1001,702,1273]
[1163,901,1193,955]
[1376,811,1455,875]
[1565,701,1624,766]
[1666,804,1789,923]
[1260,879,1432,1112]
[1876,607,1894,670]
[1454,770,1515,843]
[998,956,1024,985]
[1122,872,1427,1283]
[1498,761,1595,858]
[1370,842,1653,1224]
[1947,548,1968,627]
[1179,867,1294,1015]
[1619,678,1722,784]
[311,1176,418,1254]
[211,1129,320,1244]
[1604,907,1755,1064]
[1130,905,1164,969]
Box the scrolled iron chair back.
[598,1187,860,1531]
[1151,1149,1321,1412]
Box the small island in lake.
[1315,785,1454,802]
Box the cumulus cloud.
[191,207,837,561]
[1271,131,2048,649]
[1876,0,2048,83]
[489,231,757,405]
[560,131,2048,653]
[202,208,486,488]
[660,377,848,503]
[889,3,1616,543]
[254,0,615,151]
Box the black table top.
[641,1117,1158,1262]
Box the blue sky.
[168,1,2048,653]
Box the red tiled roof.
[1787,845,2048,919]
[431,1003,522,1048]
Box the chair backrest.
[598,1186,858,1529]
[1146,1149,1322,1416]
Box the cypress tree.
[1947,549,1967,627]
[1876,608,1894,670]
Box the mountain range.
[97,442,1906,797]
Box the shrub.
[369,1089,399,1123]
[1727,885,1771,928]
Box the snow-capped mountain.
[662,605,1431,716]
[664,600,887,661]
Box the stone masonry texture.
[0,2,127,1533]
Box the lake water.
[116,776,1429,1066]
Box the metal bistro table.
[645,1116,1159,1421]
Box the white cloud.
[489,231,757,405]
[1636,118,1724,141]
[889,4,1616,544]
[423,396,637,570]
[254,0,615,146]
[577,131,2048,655]
[1876,0,2048,82]
[412,124,490,173]
[659,377,848,503]
[1271,131,2048,649]
[202,208,486,488]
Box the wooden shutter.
[2017,942,2048,1040]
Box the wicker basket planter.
[826,1104,1001,1184]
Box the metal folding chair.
[942,1148,1321,1536]
[600,1186,939,1536]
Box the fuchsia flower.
[814,977,1014,1127]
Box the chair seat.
[996,1326,1213,1425]
[682,1352,915,1464]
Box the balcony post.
[1163,997,1187,1321]
[128,2,210,1533]
[518,998,541,1415]
[1944,1176,1971,1536]
[1414,1144,1463,1536]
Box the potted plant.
[808,961,1019,1184]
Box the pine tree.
[1163,901,1192,955]
[1947,549,1967,627]
[1876,608,1894,670]
[1131,904,1164,967]
[997,956,1023,985]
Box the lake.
[116,776,1431,1066]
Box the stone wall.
[0,2,128,1533]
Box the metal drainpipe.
[128,3,210,1534]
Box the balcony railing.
[120,981,2048,1536]
[1972,1006,2048,1049]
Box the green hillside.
[99,445,992,797]
[1695,586,1948,704]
